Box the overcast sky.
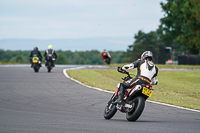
[0,0,165,40]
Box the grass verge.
[66,69,200,111]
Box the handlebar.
[117,67,130,78]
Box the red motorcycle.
[104,67,153,121]
[101,52,111,65]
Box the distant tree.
[124,30,163,64]
[56,53,67,64]
[109,51,125,64]
[15,56,24,63]
[160,0,200,54]
[0,50,126,64]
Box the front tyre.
[104,103,117,120]
[126,96,145,121]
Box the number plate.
[33,60,38,63]
[142,87,152,97]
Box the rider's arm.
[150,66,158,85]
[122,63,134,70]
[150,76,158,85]
[121,59,141,70]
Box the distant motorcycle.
[102,52,111,65]
[104,67,153,121]
[31,56,41,72]
[45,53,55,72]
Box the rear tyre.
[48,62,51,72]
[106,58,110,65]
[33,63,39,72]
[126,96,145,121]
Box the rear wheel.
[33,63,39,72]
[106,58,110,65]
[126,96,145,121]
[48,62,51,72]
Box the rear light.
[146,85,152,89]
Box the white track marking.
[63,67,200,113]
[63,67,113,94]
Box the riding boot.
[113,83,124,105]
[116,91,123,105]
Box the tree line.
[123,0,200,64]
[1,0,200,65]
[0,49,126,65]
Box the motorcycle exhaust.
[128,85,142,97]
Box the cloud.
[0,0,165,39]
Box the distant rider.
[101,49,111,64]
[44,45,57,67]
[30,47,42,67]
[114,51,159,105]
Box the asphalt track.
[0,65,200,133]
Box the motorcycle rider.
[44,45,57,67]
[101,49,111,64]
[30,47,42,67]
[114,51,158,105]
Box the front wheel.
[126,96,145,121]
[104,94,117,120]
[104,103,117,120]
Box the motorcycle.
[103,67,153,121]
[45,53,55,72]
[32,56,41,72]
[102,52,111,65]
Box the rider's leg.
[114,78,141,105]
[118,78,140,102]
[114,83,125,104]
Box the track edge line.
[63,68,200,113]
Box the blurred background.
[0,0,200,65]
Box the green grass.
[67,69,123,91]
[66,69,200,110]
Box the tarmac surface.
[0,65,200,133]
